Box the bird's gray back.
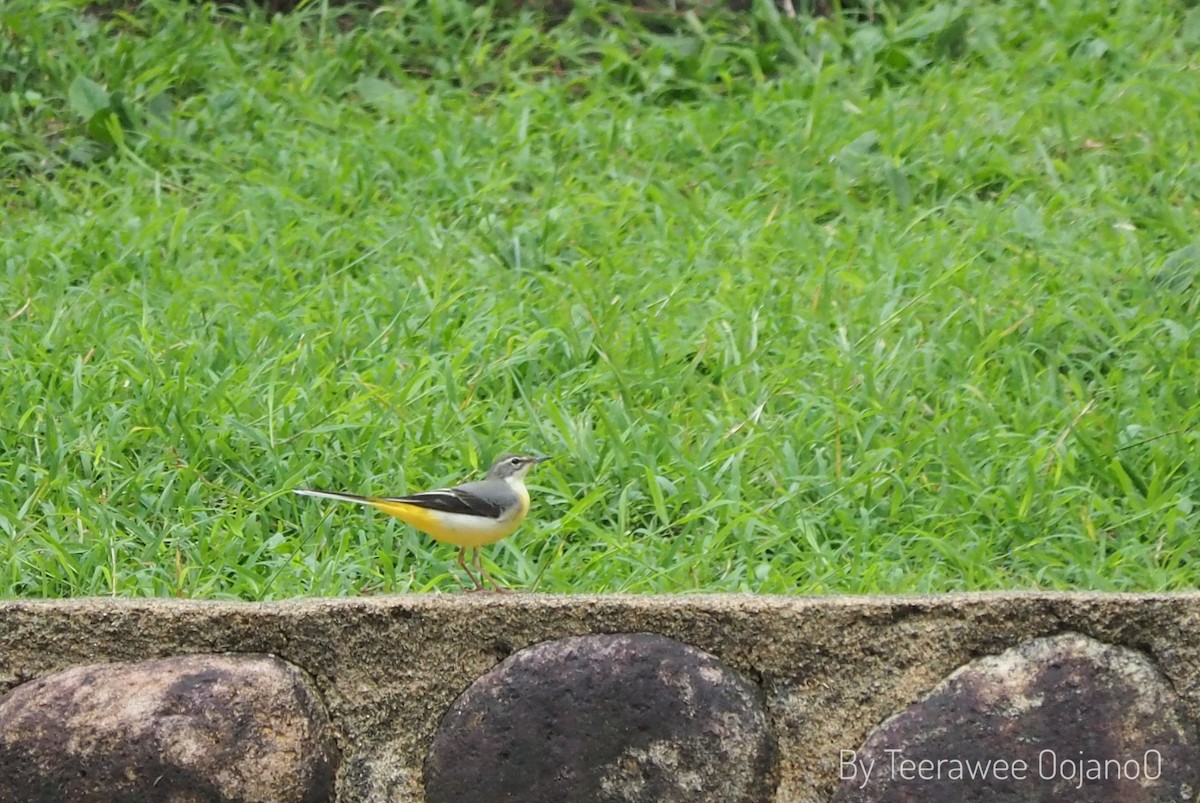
[453,479,519,509]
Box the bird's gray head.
[487,453,550,480]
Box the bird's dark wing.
[382,483,508,519]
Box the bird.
[294,453,550,592]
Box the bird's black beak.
[533,455,552,464]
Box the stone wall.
[1,592,1198,801]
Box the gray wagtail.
[295,453,549,591]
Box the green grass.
[1,0,1197,599]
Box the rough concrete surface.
[3,593,1200,801]
[424,632,775,802]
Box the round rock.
[833,632,1199,803]
[424,632,775,802]
[0,653,337,803]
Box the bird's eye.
[510,457,522,465]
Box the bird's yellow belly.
[368,500,523,547]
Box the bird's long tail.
[293,489,377,505]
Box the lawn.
[1,0,1197,598]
